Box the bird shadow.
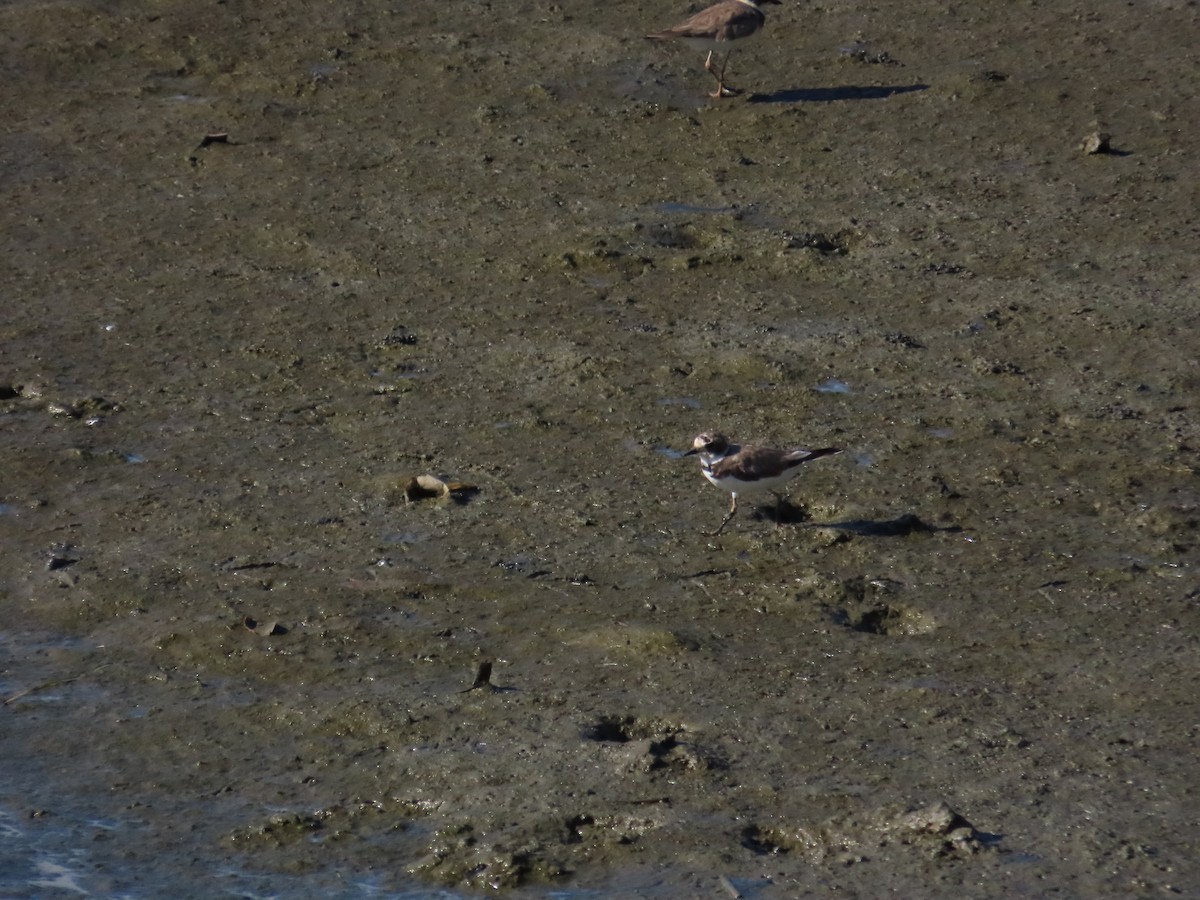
[748,83,929,104]
[816,513,963,537]
[754,502,959,537]
[750,498,809,526]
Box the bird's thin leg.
[703,51,724,96]
[709,494,739,536]
[771,491,785,527]
[707,51,741,98]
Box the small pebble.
[1082,131,1111,155]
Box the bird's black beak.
[683,448,698,456]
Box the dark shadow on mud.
[749,83,929,104]
[753,503,961,537]
[758,501,955,535]
[815,513,963,537]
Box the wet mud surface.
[1,0,1198,896]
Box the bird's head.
[685,432,731,457]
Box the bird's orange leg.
[709,494,739,536]
[705,51,741,97]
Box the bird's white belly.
[702,467,798,495]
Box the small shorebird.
[685,431,841,535]
[646,0,782,98]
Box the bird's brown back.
[646,0,767,42]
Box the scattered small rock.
[1081,131,1112,155]
[784,231,850,256]
[742,800,991,862]
[884,331,925,350]
[43,396,121,420]
[45,553,78,572]
[381,325,418,347]
[241,616,286,636]
[402,474,478,503]
[839,43,901,66]
[924,262,967,276]
[461,660,494,692]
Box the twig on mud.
[4,663,112,706]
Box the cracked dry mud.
[1,0,1198,896]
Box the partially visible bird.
[646,0,782,98]
[685,431,841,535]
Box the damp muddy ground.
[1,0,1198,896]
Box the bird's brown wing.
[718,6,768,41]
[781,447,843,468]
[709,446,785,480]
[647,1,765,42]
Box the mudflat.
[1,0,1197,895]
